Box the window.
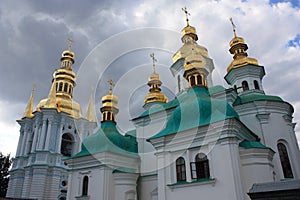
[242,81,249,91]
[82,176,89,196]
[190,76,196,87]
[177,75,181,92]
[191,154,210,179]
[176,157,186,182]
[277,143,294,178]
[254,80,260,90]
[196,75,202,85]
[59,82,63,91]
[64,83,68,92]
[60,133,74,157]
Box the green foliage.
[0,152,12,197]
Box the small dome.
[149,72,160,81]
[181,25,198,41]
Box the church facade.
[7,13,300,200]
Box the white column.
[20,126,28,156]
[37,119,47,149]
[186,150,192,182]
[44,121,52,150]
[31,124,39,153]
[16,133,24,156]
[56,123,63,153]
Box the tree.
[0,152,12,197]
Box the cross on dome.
[107,78,115,94]
[182,7,190,26]
[150,53,157,73]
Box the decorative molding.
[256,113,270,124]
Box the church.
[6,9,300,200]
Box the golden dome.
[184,53,206,71]
[229,36,245,48]
[149,72,160,81]
[181,25,198,41]
[36,97,81,118]
[61,50,75,64]
[144,92,168,104]
[101,94,119,109]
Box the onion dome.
[227,18,259,72]
[144,53,168,107]
[100,79,119,123]
[36,38,81,118]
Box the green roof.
[149,87,239,140]
[233,93,283,106]
[137,98,179,118]
[239,140,268,149]
[72,122,138,158]
[208,85,226,94]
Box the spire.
[227,18,259,72]
[22,84,35,118]
[144,53,168,107]
[100,79,119,123]
[180,7,198,42]
[45,78,57,109]
[85,89,96,122]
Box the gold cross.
[68,37,74,50]
[107,78,115,94]
[182,7,190,26]
[150,53,157,73]
[229,17,237,37]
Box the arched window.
[82,176,89,196]
[60,133,74,157]
[191,154,210,179]
[59,82,63,91]
[277,143,294,178]
[190,76,196,87]
[196,75,202,85]
[56,82,58,91]
[176,157,186,182]
[64,83,68,92]
[254,80,260,90]
[242,81,249,91]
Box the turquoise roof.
[208,85,226,94]
[137,98,179,118]
[233,93,283,106]
[239,140,268,149]
[149,87,239,139]
[72,122,138,158]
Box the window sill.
[167,178,216,189]
[75,195,90,200]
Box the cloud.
[0,0,299,156]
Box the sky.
[0,0,299,156]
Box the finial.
[182,7,190,26]
[230,17,237,38]
[107,79,115,94]
[32,83,36,93]
[68,37,74,50]
[150,53,157,73]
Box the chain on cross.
[182,7,190,26]
[150,53,157,73]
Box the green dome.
[73,122,138,158]
[150,87,239,139]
